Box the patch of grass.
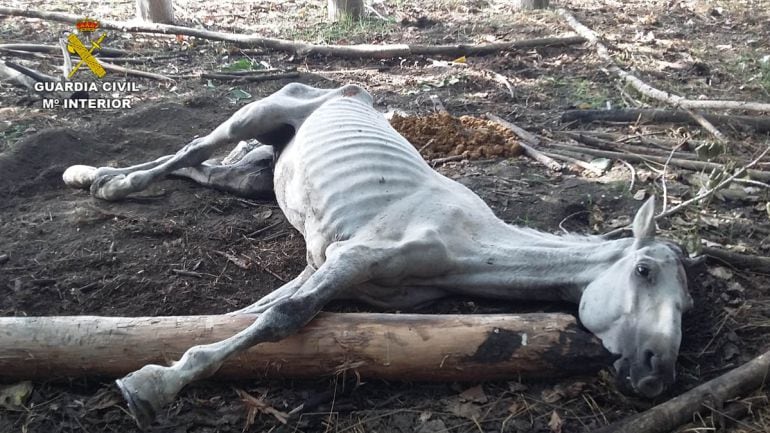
[290,16,398,45]
[539,76,620,109]
[760,61,770,93]
[222,58,264,72]
[570,78,614,109]
[0,123,28,152]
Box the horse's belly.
[275,97,431,243]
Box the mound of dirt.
[390,112,522,160]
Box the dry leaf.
[548,410,564,433]
[708,266,733,280]
[459,384,488,404]
[0,381,33,410]
[508,400,526,416]
[445,397,482,421]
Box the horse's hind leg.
[64,83,339,201]
[171,142,275,198]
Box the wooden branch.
[543,150,604,175]
[549,139,770,182]
[683,107,727,144]
[702,247,770,273]
[486,113,563,171]
[0,61,36,89]
[99,61,175,82]
[558,9,770,113]
[562,132,699,160]
[2,60,56,82]
[201,71,300,82]
[0,43,129,56]
[0,7,586,58]
[0,313,613,381]
[58,38,72,79]
[562,109,770,134]
[595,349,770,433]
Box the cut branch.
[0,313,613,381]
[0,7,585,58]
[548,139,770,182]
[595,349,770,433]
[562,109,770,134]
[486,113,563,171]
[558,9,770,113]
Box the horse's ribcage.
[287,96,432,237]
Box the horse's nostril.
[643,349,656,370]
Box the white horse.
[63,83,697,427]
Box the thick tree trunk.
[135,0,174,24]
[328,0,363,22]
[0,312,613,381]
[512,0,549,10]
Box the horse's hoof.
[90,174,129,201]
[62,165,98,189]
[115,367,170,429]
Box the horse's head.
[578,197,694,398]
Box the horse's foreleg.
[115,242,374,428]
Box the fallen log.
[0,312,613,381]
[562,109,770,134]
[595,349,770,433]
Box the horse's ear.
[632,196,656,243]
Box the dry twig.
[655,145,770,220]
[99,61,175,82]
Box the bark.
[595,349,770,433]
[136,0,174,24]
[328,0,363,21]
[562,109,770,134]
[511,0,550,9]
[0,8,585,58]
[0,312,613,381]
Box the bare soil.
[1,0,769,432]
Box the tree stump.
[135,0,174,24]
[328,0,363,22]
[512,0,549,10]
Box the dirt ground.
[1,0,770,432]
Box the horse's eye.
[636,264,650,278]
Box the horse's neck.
[461,222,635,302]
